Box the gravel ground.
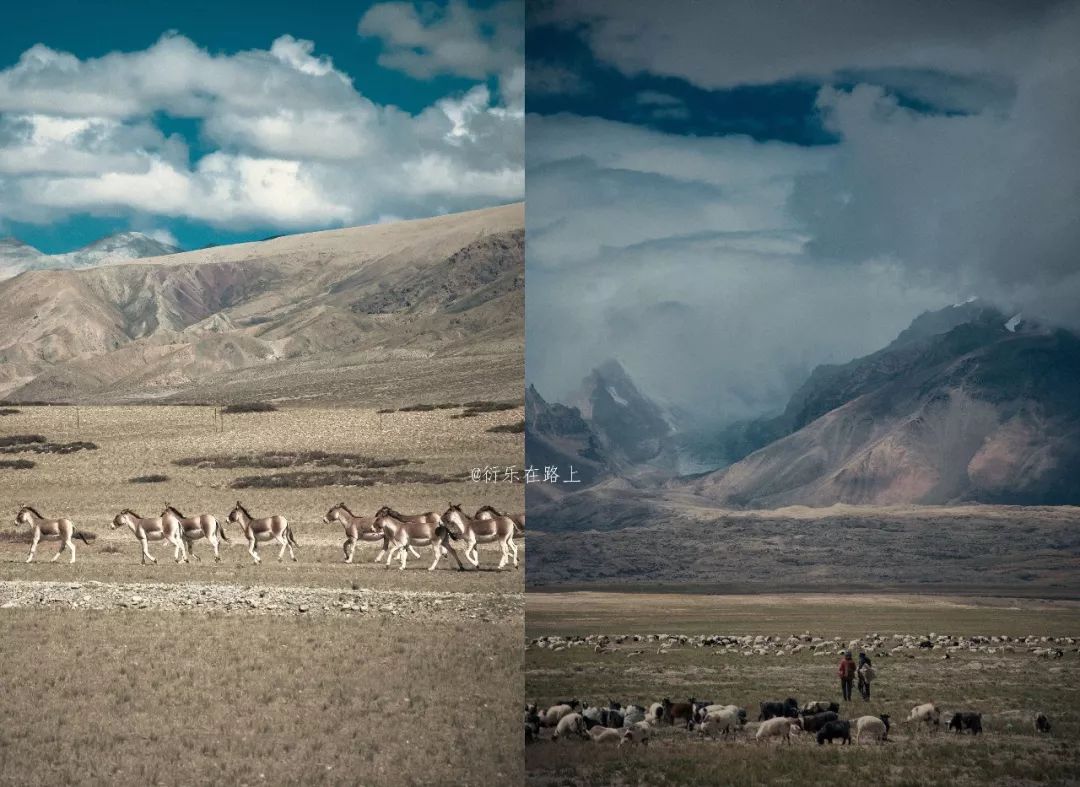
[0,578,522,622]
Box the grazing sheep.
[623,705,647,727]
[759,698,799,720]
[647,702,664,723]
[756,716,799,743]
[524,704,541,742]
[696,706,743,738]
[803,701,840,715]
[697,704,745,724]
[816,720,852,745]
[948,712,983,735]
[552,713,589,741]
[797,711,839,734]
[855,714,891,743]
[620,723,650,746]
[662,697,696,728]
[541,704,577,727]
[588,725,623,744]
[906,702,941,730]
[582,706,604,724]
[1034,712,1051,734]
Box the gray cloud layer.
[527,1,1080,422]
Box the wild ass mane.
[20,505,45,519]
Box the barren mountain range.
[0,203,523,405]
[0,232,181,280]
[527,300,1080,514]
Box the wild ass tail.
[287,525,299,547]
[218,520,230,542]
[76,531,91,546]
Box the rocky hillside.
[0,203,523,405]
[691,305,1080,507]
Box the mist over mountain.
[528,300,1080,514]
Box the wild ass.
[374,508,466,571]
[161,504,228,562]
[442,503,518,569]
[227,502,297,564]
[475,505,525,535]
[111,508,188,564]
[15,506,90,563]
[323,503,420,563]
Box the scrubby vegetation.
[221,402,278,414]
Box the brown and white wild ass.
[161,504,228,562]
[227,502,297,563]
[15,506,90,563]
[374,508,466,571]
[111,508,188,564]
[475,505,525,535]
[442,503,518,569]
[323,503,420,563]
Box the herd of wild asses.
[525,697,1053,746]
[13,502,524,569]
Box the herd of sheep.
[524,697,1053,747]
[527,631,1076,659]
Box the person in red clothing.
[838,651,856,701]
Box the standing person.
[857,651,875,701]
[838,651,856,702]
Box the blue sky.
[0,0,523,252]
[525,0,1080,423]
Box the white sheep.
[906,702,940,730]
[541,704,576,727]
[647,702,664,723]
[854,714,891,743]
[552,712,589,741]
[755,716,799,743]
[622,705,647,726]
[588,725,623,744]
[697,706,743,738]
[621,721,651,745]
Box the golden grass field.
[0,404,523,786]
[526,593,1080,786]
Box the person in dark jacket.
[838,652,856,701]
[857,651,875,700]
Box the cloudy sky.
[526,0,1080,424]
[0,0,522,252]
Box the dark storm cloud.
[526,1,1080,423]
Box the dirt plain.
[0,403,523,786]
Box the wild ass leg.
[464,535,480,568]
[186,537,201,561]
[51,538,66,562]
[66,536,77,563]
[140,534,156,565]
[398,543,408,570]
[277,535,288,562]
[343,537,355,563]
[408,545,421,558]
[497,538,509,570]
[26,529,40,563]
[507,534,519,568]
[211,532,221,562]
[286,530,296,562]
[429,543,442,571]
